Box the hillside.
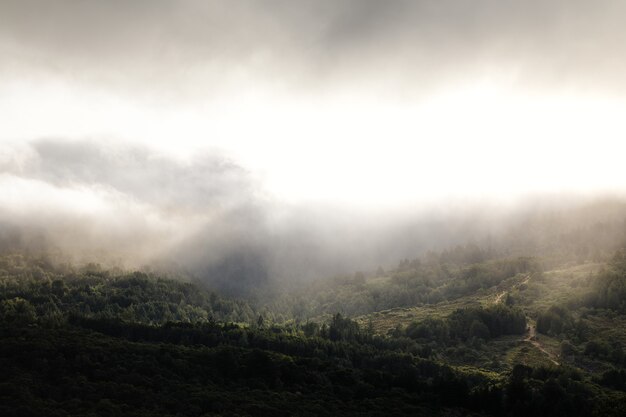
[5,1,626,415]
[2,250,626,416]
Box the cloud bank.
[1,3,626,293]
[2,0,626,96]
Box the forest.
[4,1,626,415]
[2,233,626,416]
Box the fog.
[1,140,624,294]
[3,1,626,93]
[1,2,625,293]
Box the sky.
[1,1,625,282]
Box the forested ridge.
[2,249,626,416]
[4,0,626,414]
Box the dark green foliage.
[599,369,626,391]
[469,320,491,340]
[583,339,625,366]
[447,305,527,341]
[274,252,541,319]
[301,321,320,337]
[503,365,600,417]
[536,305,574,336]
[0,255,256,324]
[328,313,362,341]
[2,316,622,417]
[405,318,450,344]
[0,316,489,416]
[589,249,626,312]
[0,297,37,325]
[446,257,540,299]
[560,340,577,357]
[2,253,626,415]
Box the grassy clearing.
[354,295,483,335]
[355,272,536,335]
[515,262,602,315]
[354,263,616,375]
[507,342,557,368]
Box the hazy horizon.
[2,1,626,288]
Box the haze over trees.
[3,1,626,415]
[1,198,626,415]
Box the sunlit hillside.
[2,1,626,416]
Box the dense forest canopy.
[3,1,626,415]
[1,210,626,416]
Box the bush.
[407,305,525,344]
[537,305,573,336]
[0,297,37,325]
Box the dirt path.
[524,321,560,366]
[492,274,560,366]
[493,274,532,305]
[494,290,507,304]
